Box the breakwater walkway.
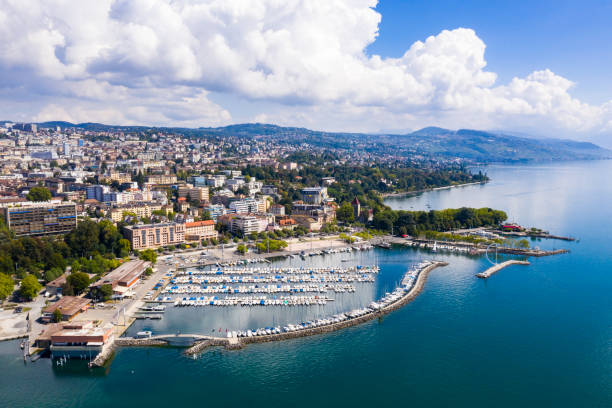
[94,261,447,365]
[476,260,530,279]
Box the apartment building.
[1,200,77,236]
[230,215,268,235]
[107,202,164,222]
[123,222,185,249]
[178,185,209,202]
[184,220,218,241]
[146,174,177,184]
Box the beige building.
[123,222,185,249]
[184,220,217,241]
[108,202,163,222]
[146,174,177,184]
[178,185,209,202]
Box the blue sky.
[0,0,611,143]
[370,0,612,104]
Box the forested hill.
[399,127,611,162]
[23,121,612,163]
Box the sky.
[1,0,611,144]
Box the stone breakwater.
[476,259,530,279]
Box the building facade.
[123,222,185,249]
[1,201,77,236]
[184,220,218,241]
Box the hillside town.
[0,122,490,356]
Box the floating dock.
[476,260,530,279]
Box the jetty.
[476,260,530,279]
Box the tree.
[26,186,52,202]
[337,202,355,223]
[236,244,247,254]
[52,308,63,323]
[144,267,153,276]
[0,273,14,300]
[44,267,64,283]
[517,239,530,249]
[19,274,42,301]
[92,284,113,302]
[139,249,157,264]
[66,272,90,295]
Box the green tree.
[337,202,355,223]
[52,308,63,323]
[66,272,90,295]
[0,273,14,300]
[26,186,52,202]
[44,267,64,283]
[92,284,113,302]
[144,267,153,276]
[236,244,247,254]
[19,274,42,301]
[139,249,158,264]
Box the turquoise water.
[2,161,611,407]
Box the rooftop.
[43,296,91,316]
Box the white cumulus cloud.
[0,0,610,137]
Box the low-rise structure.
[42,296,91,322]
[90,259,151,297]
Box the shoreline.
[382,181,487,199]
[101,261,447,363]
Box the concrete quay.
[476,260,530,279]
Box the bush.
[52,308,63,322]
[0,273,14,300]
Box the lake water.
[1,160,611,407]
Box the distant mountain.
[400,127,611,162]
[9,121,612,163]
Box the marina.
[106,260,448,360]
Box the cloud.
[0,0,610,136]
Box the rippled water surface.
[1,161,611,408]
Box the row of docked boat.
[173,295,332,307]
[177,265,380,276]
[296,244,374,259]
[404,240,478,254]
[168,273,375,285]
[163,283,356,295]
[229,261,433,338]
